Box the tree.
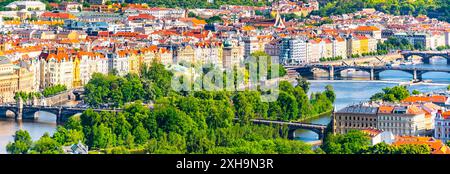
[52,126,84,146]
[364,142,397,154]
[133,123,150,145]
[370,92,385,101]
[296,76,310,93]
[31,133,63,154]
[140,61,174,99]
[64,116,83,131]
[91,124,116,149]
[412,89,421,95]
[188,12,197,18]
[206,15,223,24]
[370,86,410,102]
[324,85,336,103]
[42,84,67,97]
[233,92,255,123]
[396,144,431,154]
[277,91,299,120]
[322,130,370,154]
[6,130,32,154]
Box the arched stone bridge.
[248,119,327,140]
[0,104,122,123]
[401,51,450,64]
[289,65,450,81]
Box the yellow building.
[176,45,195,63]
[72,56,81,87]
[128,50,140,75]
[0,57,34,103]
[57,30,79,40]
[347,35,361,57]
[358,35,369,54]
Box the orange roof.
[41,12,76,19]
[355,26,380,31]
[191,18,207,26]
[128,14,156,21]
[355,35,368,40]
[46,52,70,62]
[378,106,394,114]
[407,105,425,115]
[442,111,450,119]
[242,26,256,31]
[112,32,140,37]
[361,128,382,137]
[394,136,450,154]
[402,96,448,103]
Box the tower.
[273,10,285,29]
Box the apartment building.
[280,37,308,65]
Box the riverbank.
[319,53,401,66]
[296,109,333,123]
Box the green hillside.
[312,0,450,22]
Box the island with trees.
[6,60,336,154]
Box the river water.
[294,59,450,141]
[0,59,449,153]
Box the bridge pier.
[370,68,377,80]
[0,109,7,118]
[423,56,430,64]
[412,69,423,81]
[329,66,334,80]
[16,98,23,120]
[288,129,296,140]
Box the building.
[5,1,46,11]
[108,50,130,77]
[58,2,83,12]
[39,51,74,89]
[354,26,382,40]
[0,57,34,103]
[243,36,260,59]
[346,35,361,57]
[73,52,108,87]
[361,128,395,145]
[377,105,429,136]
[62,141,88,154]
[335,102,440,136]
[280,37,308,65]
[393,32,431,49]
[434,110,450,143]
[403,95,450,109]
[333,104,379,134]
[394,136,450,154]
[222,40,244,69]
[175,45,195,64]
[264,39,281,58]
[332,36,347,59]
[88,0,106,5]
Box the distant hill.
[311,0,450,22]
[121,0,270,9]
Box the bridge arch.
[377,69,415,76]
[402,52,450,64]
[288,127,324,140]
[0,108,19,118]
[427,55,450,64]
[418,71,450,81]
[333,67,372,77]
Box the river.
[295,58,450,142]
[0,101,79,154]
[0,59,449,153]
